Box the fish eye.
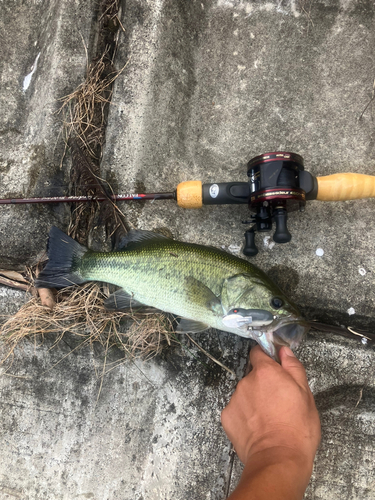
[270,297,284,309]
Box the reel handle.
[273,208,292,243]
[243,228,259,256]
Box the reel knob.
[243,228,259,256]
[273,208,292,243]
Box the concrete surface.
[0,0,96,269]
[1,0,375,499]
[0,333,249,500]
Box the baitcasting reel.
[195,151,317,256]
[243,151,315,256]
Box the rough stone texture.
[0,286,27,316]
[1,0,375,499]
[0,0,97,269]
[299,333,375,499]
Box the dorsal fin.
[116,229,170,251]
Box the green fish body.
[36,227,309,359]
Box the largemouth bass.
[36,227,309,360]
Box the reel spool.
[243,152,316,256]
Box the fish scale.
[79,242,247,322]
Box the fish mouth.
[273,319,310,350]
[255,317,310,361]
[221,309,309,361]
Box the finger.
[279,346,309,388]
[250,344,277,368]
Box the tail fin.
[35,227,88,288]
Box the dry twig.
[186,334,235,377]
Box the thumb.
[279,346,309,389]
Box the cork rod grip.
[316,173,375,201]
[176,180,203,208]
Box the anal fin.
[104,289,159,313]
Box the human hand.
[221,345,321,469]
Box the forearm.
[228,447,313,500]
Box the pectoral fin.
[184,276,223,315]
[176,318,210,333]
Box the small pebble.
[316,248,324,257]
[347,307,355,316]
[359,268,366,276]
[263,236,275,250]
[228,244,241,255]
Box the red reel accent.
[250,187,306,205]
[248,151,304,169]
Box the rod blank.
[0,192,176,205]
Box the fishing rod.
[2,151,375,256]
[0,192,174,204]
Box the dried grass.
[58,50,128,157]
[0,269,29,291]
[56,32,130,244]
[0,283,175,367]
[0,278,235,378]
